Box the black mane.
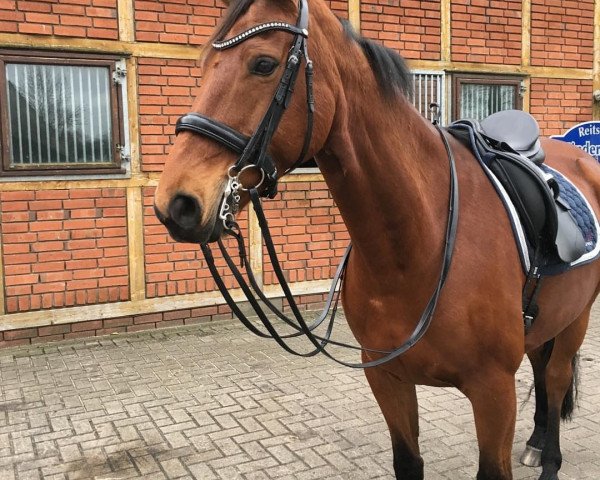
[210,0,413,101]
[211,0,256,43]
[340,19,413,100]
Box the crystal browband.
[212,22,308,50]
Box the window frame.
[0,49,127,177]
[451,73,525,122]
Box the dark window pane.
[5,63,113,166]
[460,83,515,120]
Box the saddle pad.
[488,163,600,274]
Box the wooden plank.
[248,205,264,289]
[126,57,141,175]
[408,59,593,80]
[521,0,531,68]
[0,279,336,331]
[440,0,451,63]
[0,34,200,60]
[117,0,135,42]
[127,187,146,302]
[0,172,326,192]
[522,77,531,113]
[0,232,5,316]
[348,0,361,33]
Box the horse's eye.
[251,57,278,76]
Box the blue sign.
[551,121,600,162]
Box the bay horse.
[153,0,600,478]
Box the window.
[0,50,128,176]
[452,73,524,121]
[412,71,446,124]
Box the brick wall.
[134,0,224,45]
[324,0,348,19]
[0,189,129,313]
[138,58,203,172]
[451,0,522,64]
[361,0,441,60]
[0,0,596,345]
[143,187,248,297]
[530,78,593,136]
[262,181,349,285]
[2,0,118,39]
[531,0,594,69]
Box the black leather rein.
[175,0,460,368]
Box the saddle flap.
[488,156,557,246]
[555,205,587,263]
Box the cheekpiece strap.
[212,23,308,50]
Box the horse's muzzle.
[154,197,223,244]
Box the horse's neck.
[316,56,451,282]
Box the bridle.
[173,0,460,368]
[175,0,314,213]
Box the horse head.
[154,0,337,244]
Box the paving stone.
[2,308,600,479]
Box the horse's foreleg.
[363,366,423,480]
[537,307,589,480]
[464,371,517,480]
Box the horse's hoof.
[520,444,542,467]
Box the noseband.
[175,0,314,230]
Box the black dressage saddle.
[448,110,586,268]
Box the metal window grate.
[460,83,515,120]
[412,71,445,125]
[5,63,113,166]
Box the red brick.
[134,313,163,324]
[70,320,103,332]
[38,324,71,336]
[4,328,37,340]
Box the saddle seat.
[479,110,546,164]
[448,110,586,270]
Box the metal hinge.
[519,81,527,98]
[113,65,127,85]
[117,144,130,164]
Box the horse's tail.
[539,339,580,421]
[561,352,580,421]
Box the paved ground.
[1,306,600,480]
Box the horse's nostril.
[168,194,202,229]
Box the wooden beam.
[117,0,135,43]
[126,56,141,175]
[521,77,531,113]
[0,234,5,316]
[408,59,593,80]
[521,0,531,68]
[126,187,146,302]
[0,32,590,81]
[0,33,201,60]
[348,0,361,33]
[248,205,264,289]
[440,0,451,63]
[0,279,336,331]
[0,171,325,193]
